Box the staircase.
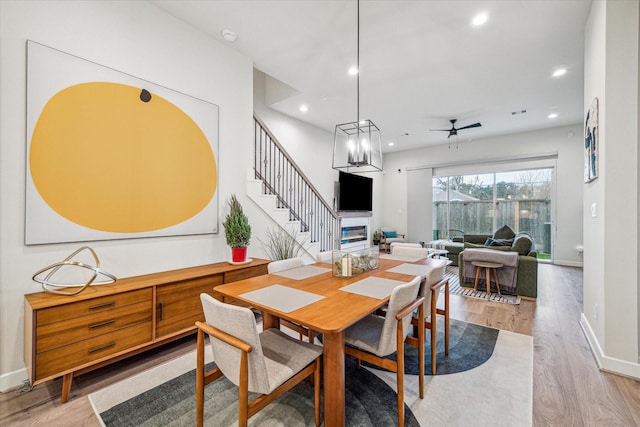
[247,116,341,259]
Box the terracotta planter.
[231,247,247,263]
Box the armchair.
[380,227,406,253]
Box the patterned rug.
[446,266,521,304]
[89,321,533,426]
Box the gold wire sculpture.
[31,246,117,295]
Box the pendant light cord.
[356,0,360,125]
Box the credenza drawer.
[35,321,152,381]
[36,300,152,353]
[36,288,152,326]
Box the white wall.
[253,70,337,204]
[0,0,259,390]
[383,124,585,266]
[253,69,386,233]
[582,0,640,377]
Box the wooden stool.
[471,261,503,298]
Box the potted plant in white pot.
[223,194,251,263]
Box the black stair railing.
[254,115,340,251]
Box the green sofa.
[457,226,538,299]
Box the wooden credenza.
[24,259,269,402]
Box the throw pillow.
[493,224,516,240]
[382,231,397,238]
[484,238,494,246]
[512,234,533,255]
[489,238,514,246]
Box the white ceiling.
[151,0,592,153]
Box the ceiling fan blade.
[429,128,452,132]
[457,122,482,130]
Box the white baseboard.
[580,313,640,380]
[0,367,28,392]
[553,260,583,267]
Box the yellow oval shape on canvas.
[30,82,217,233]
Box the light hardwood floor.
[2,263,639,426]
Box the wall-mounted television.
[337,171,373,212]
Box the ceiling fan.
[431,119,482,138]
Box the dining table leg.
[323,330,345,427]
[261,312,280,330]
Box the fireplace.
[339,216,371,250]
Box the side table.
[471,260,503,298]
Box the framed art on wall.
[26,41,219,245]
[584,97,598,183]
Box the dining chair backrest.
[421,259,447,315]
[315,251,333,263]
[200,293,271,394]
[390,242,422,253]
[267,257,304,274]
[392,246,430,259]
[377,276,421,356]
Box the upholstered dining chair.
[267,257,314,343]
[315,250,333,263]
[389,242,423,253]
[344,276,425,427]
[196,294,323,427]
[391,245,431,259]
[406,258,450,375]
[267,257,305,274]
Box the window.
[433,168,552,259]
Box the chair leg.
[396,321,405,427]
[239,351,249,427]
[430,297,437,375]
[196,329,206,427]
[473,265,481,291]
[444,281,450,356]
[314,358,321,427]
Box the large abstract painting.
[584,97,598,183]
[26,41,219,244]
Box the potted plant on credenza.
[223,194,252,264]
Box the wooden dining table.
[213,255,442,427]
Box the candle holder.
[332,246,379,278]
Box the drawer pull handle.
[88,342,115,354]
[158,302,164,321]
[89,301,116,310]
[89,319,117,329]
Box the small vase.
[231,247,247,263]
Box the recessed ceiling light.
[348,66,358,76]
[472,13,488,26]
[221,29,237,42]
[299,105,308,112]
[548,113,558,119]
[388,142,395,147]
[320,96,329,101]
[552,68,567,77]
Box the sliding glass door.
[433,168,553,260]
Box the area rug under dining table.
[89,319,532,426]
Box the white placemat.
[239,284,325,313]
[386,263,432,278]
[380,253,425,263]
[272,265,331,280]
[339,276,406,300]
